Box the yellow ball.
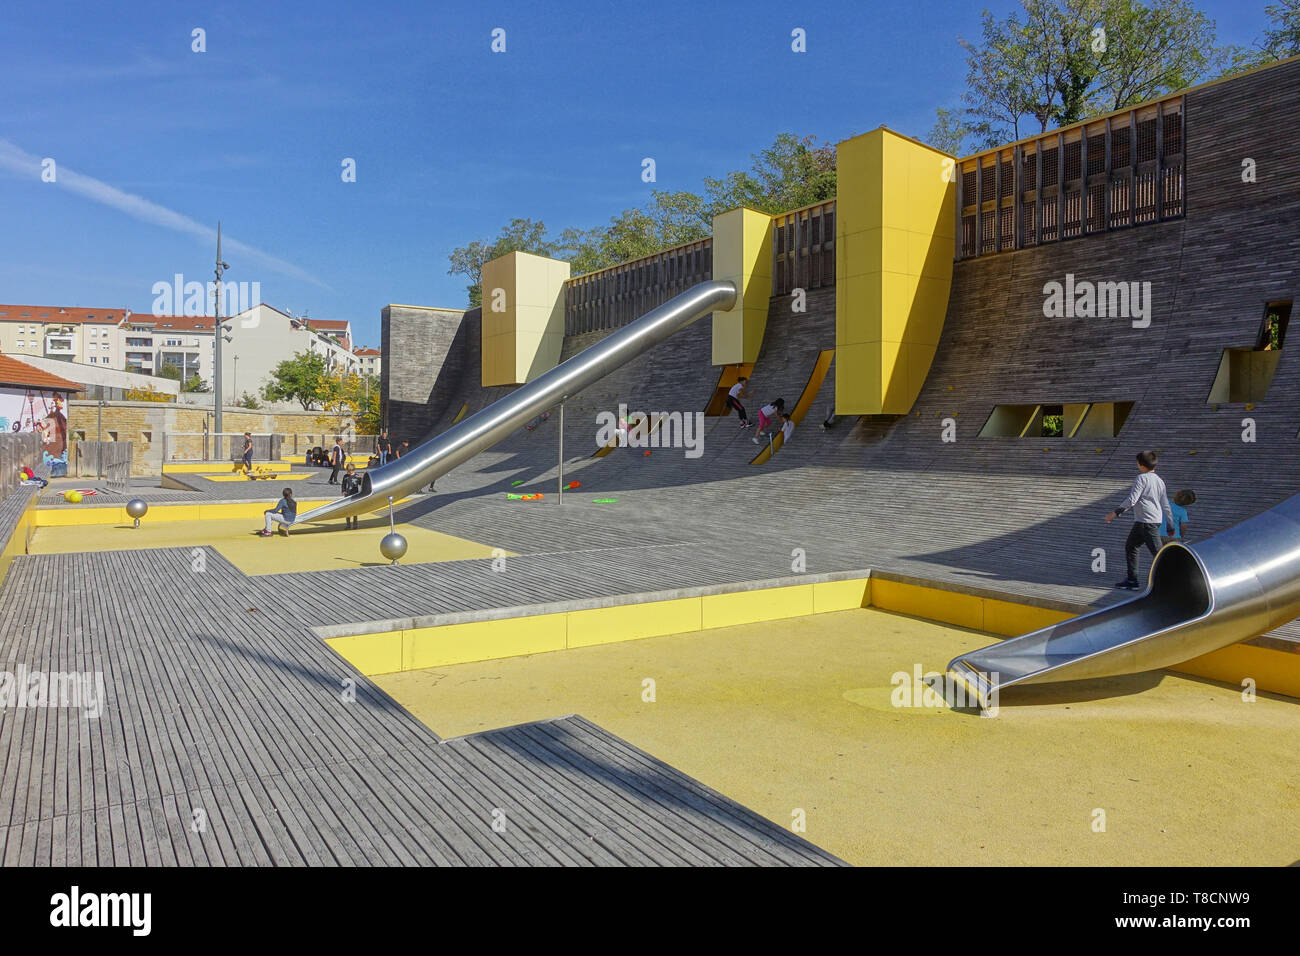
[66,490,83,504]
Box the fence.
[0,433,44,504]
[160,431,381,463]
[73,442,133,491]
[564,238,713,335]
[772,200,836,296]
[957,95,1184,260]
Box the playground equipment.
[299,280,737,525]
[948,491,1300,706]
[379,496,407,565]
[126,498,148,528]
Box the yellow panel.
[1173,644,1300,700]
[711,207,773,365]
[480,251,569,385]
[567,598,702,649]
[835,341,882,412]
[326,632,403,677]
[880,340,910,413]
[871,579,983,632]
[701,585,815,630]
[812,578,871,613]
[834,128,954,415]
[404,614,568,670]
[983,600,1072,637]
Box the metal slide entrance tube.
[948,491,1300,706]
[299,280,738,524]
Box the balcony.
[44,334,75,355]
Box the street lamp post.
[213,221,232,436]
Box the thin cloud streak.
[0,138,330,290]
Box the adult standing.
[328,437,345,484]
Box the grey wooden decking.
[0,546,842,866]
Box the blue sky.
[0,0,1276,347]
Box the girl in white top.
[726,377,752,427]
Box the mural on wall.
[0,388,70,477]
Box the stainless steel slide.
[948,492,1300,706]
[299,280,737,524]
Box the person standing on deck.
[328,437,345,484]
[1104,450,1175,590]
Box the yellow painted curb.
[326,572,1300,701]
[35,498,336,526]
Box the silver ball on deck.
[380,532,408,565]
[126,498,148,528]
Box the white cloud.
[0,137,330,289]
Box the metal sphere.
[379,532,408,563]
[126,498,148,519]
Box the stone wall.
[381,304,473,443]
[67,402,357,475]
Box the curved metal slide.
[948,492,1300,706]
[299,280,737,524]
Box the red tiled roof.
[0,354,84,391]
[150,314,215,331]
[301,318,350,330]
[353,347,381,356]
[0,305,126,325]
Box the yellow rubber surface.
[30,516,508,575]
[374,607,1300,866]
[203,473,313,482]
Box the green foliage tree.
[261,350,329,410]
[449,133,838,297]
[702,133,837,214]
[931,0,1220,154]
[447,218,554,308]
[182,374,208,393]
[236,391,262,409]
[1225,0,1300,72]
[156,363,182,382]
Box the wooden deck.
[0,546,841,866]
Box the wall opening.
[980,401,1133,438]
[1208,301,1292,404]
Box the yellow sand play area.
[30,516,508,574]
[374,608,1300,867]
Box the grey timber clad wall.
[828,57,1300,537]
[381,305,471,443]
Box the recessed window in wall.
[1207,301,1293,404]
[979,401,1133,438]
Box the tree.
[124,384,173,403]
[182,373,208,393]
[926,107,975,155]
[261,350,329,410]
[447,217,553,307]
[1225,0,1300,71]
[315,367,361,438]
[236,391,262,409]
[156,363,182,383]
[939,0,1220,152]
[702,133,837,214]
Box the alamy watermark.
[1042,273,1151,328]
[0,665,106,718]
[151,273,261,319]
[891,664,999,717]
[594,404,704,459]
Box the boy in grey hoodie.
[1104,450,1175,589]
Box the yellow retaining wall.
[328,572,1300,700]
[835,128,955,414]
[328,579,873,676]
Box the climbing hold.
[642,450,651,457]
[592,498,619,503]
[565,480,581,489]
[510,480,525,486]
[1245,403,1256,411]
